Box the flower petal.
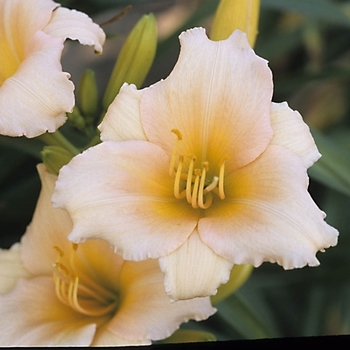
[43,7,105,54]
[0,276,96,346]
[108,259,216,341]
[53,140,198,260]
[0,243,32,294]
[199,145,338,269]
[0,31,73,137]
[270,101,321,168]
[99,83,147,142]
[21,164,73,275]
[92,325,150,346]
[159,230,233,301]
[0,0,57,77]
[140,28,273,170]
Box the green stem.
[38,130,80,155]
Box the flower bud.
[77,69,99,117]
[67,106,86,131]
[210,0,260,47]
[41,146,74,175]
[103,13,157,109]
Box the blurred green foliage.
[1,0,350,342]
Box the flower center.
[169,129,226,209]
[52,244,120,317]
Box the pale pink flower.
[0,164,214,346]
[53,28,338,301]
[0,0,105,138]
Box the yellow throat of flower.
[52,244,120,318]
[170,129,226,209]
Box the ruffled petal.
[199,145,338,269]
[21,164,73,275]
[270,101,321,168]
[53,140,198,260]
[0,31,73,137]
[159,230,233,301]
[108,259,216,341]
[0,276,96,346]
[140,28,273,170]
[0,0,57,73]
[43,7,105,54]
[99,83,147,142]
[0,243,32,294]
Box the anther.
[54,246,64,257]
[169,129,182,176]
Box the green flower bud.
[211,264,254,305]
[162,329,216,344]
[103,13,157,109]
[67,106,86,131]
[41,146,74,175]
[77,69,99,117]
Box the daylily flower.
[0,164,215,346]
[0,0,105,138]
[53,28,338,301]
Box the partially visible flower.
[53,28,338,301]
[0,164,215,346]
[0,0,105,138]
[210,0,260,46]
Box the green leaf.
[216,292,274,339]
[308,128,350,197]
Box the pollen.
[170,129,225,209]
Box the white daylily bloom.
[53,28,338,301]
[0,164,215,346]
[0,0,105,138]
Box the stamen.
[191,169,201,209]
[218,161,226,199]
[52,246,119,318]
[53,246,64,258]
[186,157,195,204]
[169,129,227,209]
[198,163,207,209]
[174,155,186,199]
[201,192,214,209]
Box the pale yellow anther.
[171,129,182,140]
[54,245,64,257]
[169,129,183,176]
